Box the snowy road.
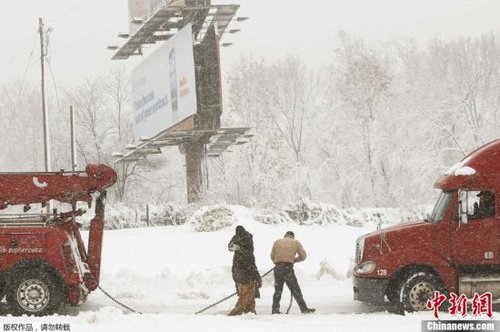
[53,278,425,332]
[0,214,494,331]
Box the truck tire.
[0,277,6,301]
[400,272,445,312]
[6,269,63,316]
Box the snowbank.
[87,202,431,231]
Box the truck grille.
[355,237,364,264]
[355,242,360,264]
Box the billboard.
[131,23,197,139]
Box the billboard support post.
[185,142,204,203]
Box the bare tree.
[63,72,139,202]
[0,81,43,170]
[265,57,316,164]
[104,68,130,139]
[334,32,392,206]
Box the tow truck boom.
[0,164,117,209]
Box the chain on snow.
[98,285,143,314]
[195,267,294,315]
[98,266,294,315]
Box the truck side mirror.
[460,213,468,225]
[458,189,468,225]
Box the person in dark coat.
[227,225,262,316]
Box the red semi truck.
[0,164,116,315]
[353,140,500,311]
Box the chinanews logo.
[422,291,498,332]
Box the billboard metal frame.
[115,127,251,162]
[113,2,239,60]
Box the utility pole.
[39,17,52,215]
[70,106,77,171]
[39,17,51,173]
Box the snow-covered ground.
[1,206,490,331]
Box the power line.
[0,31,37,74]
[46,60,62,115]
[50,22,124,55]
[46,0,97,24]
[1,0,100,78]
[19,37,38,94]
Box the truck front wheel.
[7,269,63,316]
[400,272,445,312]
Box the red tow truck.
[0,164,116,315]
[353,139,500,311]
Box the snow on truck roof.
[435,139,500,190]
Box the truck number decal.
[377,269,387,276]
[32,177,48,188]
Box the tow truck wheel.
[400,272,444,312]
[7,269,63,316]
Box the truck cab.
[353,139,500,311]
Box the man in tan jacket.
[270,231,315,314]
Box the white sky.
[0,0,498,87]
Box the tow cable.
[98,285,143,314]
[195,267,294,315]
[98,267,294,316]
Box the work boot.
[272,310,282,314]
[228,309,241,316]
[301,308,316,314]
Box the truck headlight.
[356,261,376,274]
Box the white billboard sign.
[131,23,197,139]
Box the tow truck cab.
[353,139,500,311]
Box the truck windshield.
[429,191,452,223]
